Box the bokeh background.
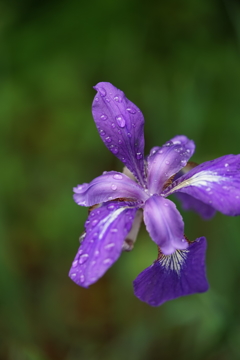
[1,0,240,359]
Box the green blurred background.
[1,0,240,359]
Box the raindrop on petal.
[100,114,108,121]
[126,107,136,114]
[116,116,126,128]
[113,174,123,180]
[98,87,106,97]
[79,254,89,264]
[114,95,122,102]
[111,184,117,190]
[105,136,112,143]
[136,152,142,160]
[105,243,115,250]
[72,260,78,267]
[103,258,112,265]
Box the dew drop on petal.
[111,184,117,190]
[111,123,116,128]
[164,203,169,206]
[127,132,132,138]
[100,129,106,136]
[80,275,85,283]
[113,174,123,180]
[158,150,163,154]
[92,219,99,226]
[114,95,122,102]
[126,107,136,114]
[105,243,115,250]
[136,152,142,160]
[103,258,112,265]
[105,136,112,143]
[93,232,98,239]
[116,116,126,128]
[108,204,115,210]
[98,87,106,97]
[181,160,187,166]
[72,260,78,268]
[70,273,76,278]
[110,228,118,233]
[79,254,89,264]
[118,139,123,144]
[165,160,170,165]
[95,250,99,256]
[225,163,229,167]
[112,147,119,154]
[95,97,99,102]
[100,114,108,121]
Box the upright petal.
[92,82,146,186]
[133,237,208,306]
[73,171,148,207]
[143,195,188,255]
[163,154,240,216]
[147,136,195,194]
[69,201,138,287]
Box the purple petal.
[92,82,146,186]
[175,192,216,220]
[164,154,240,216]
[147,136,195,194]
[69,201,138,287]
[133,237,208,306]
[143,195,188,255]
[73,171,148,207]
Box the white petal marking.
[159,249,189,276]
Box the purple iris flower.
[69,82,240,306]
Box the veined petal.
[69,201,138,287]
[92,82,146,186]
[73,171,148,207]
[147,136,195,194]
[133,237,208,307]
[175,193,216,220]
[143,195,188,255]
[164,154,240,216]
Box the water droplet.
[108,204,115,210]
[95,250,99,256]
[136,152,142,160]
[206,187,211,192]
[111,184,117,190]
[80,275,85,283]
[158,150,163,154]
[112,147,119,154]
[113,174,123,180]
[98,87,106,96]
[102,171,107,175]
[164,203,169,206]
[118,139,123,144]
[186,149,190,153]
[111,123,116,128]
[95,97,99,102]
[103,258,112,265]
[225,163,229,167]
[122,157,125,162]
[100,114,108,121]
[127,132,132,138]
[72,260,78,267]
[182,239,186,242]
[165,160,170,165]
[105,243,115,250]
[100,129,106,136]
[114,95,122,102]
[105,98,110,102]
[79,254,89,264]
[132,123,136,127]
[108,196,113,200]
[70,273,76,278]
[92,219,98,226]
[90,212,95,216]
[116,116,126,128]
[91,260,96,266]
[105,136,111,143]
[110,228,118,233]
[126,107,136,114]
[181,160,187,166]
[93,232,98,239]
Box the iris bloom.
[69,82,240,306]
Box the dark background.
[1,0,240,359]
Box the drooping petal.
[147,136,195,194]
[73,171,148,207]
[163,154,240,216]
[133,237,208,306]
[92,82,146,186]
[69,201,138,287]
[143,195,188,255]
[175,193,216,220]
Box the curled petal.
[92,82,146,186]
[143,195,188,255]
[133,237,208,306]
[73,171,148,207]
[147,136,195,194]
[69,201,138,287]
[164,154,240,216]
